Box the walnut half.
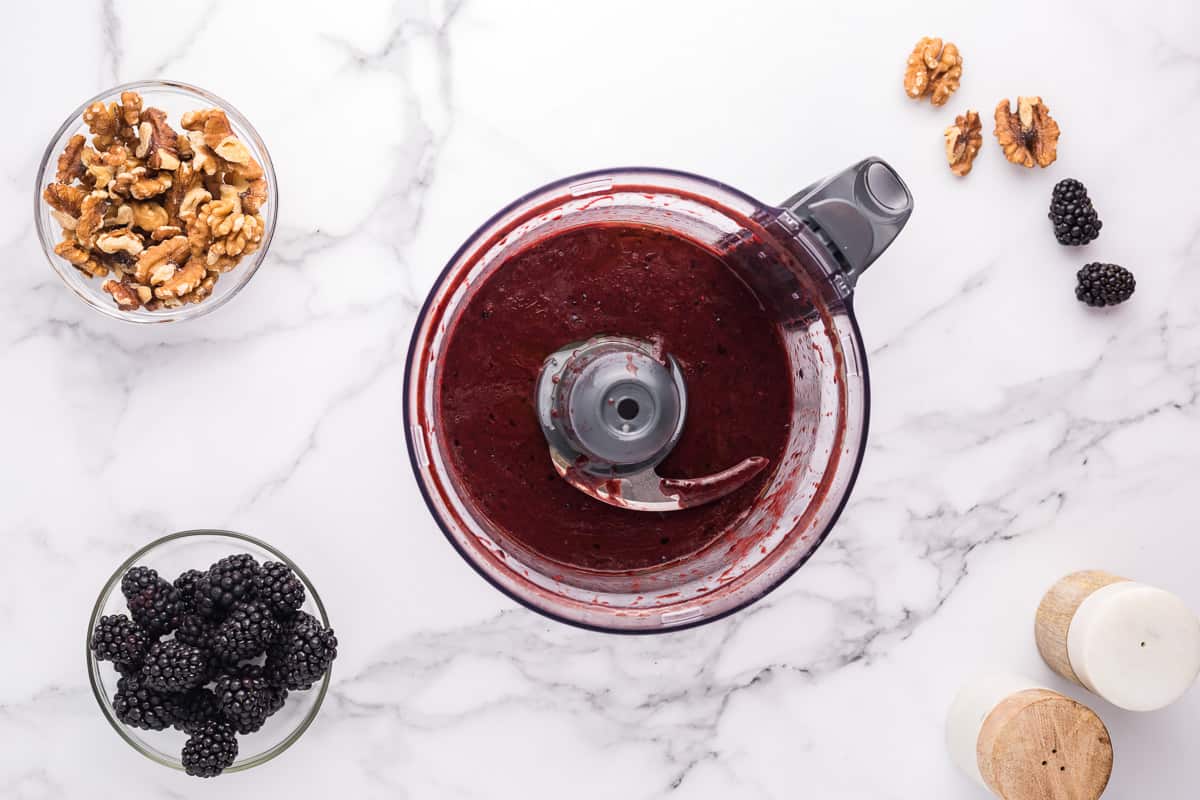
[102,278,142,311]
[994,96,1060,168]
[56,134,86,183]
[944,110,982,176]
[136,107,181,172]
[904,37,963,106]
[134,235,190,284]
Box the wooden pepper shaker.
[1035,570,1200,711]
[947,673,1113,799]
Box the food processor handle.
[780,157,913,289]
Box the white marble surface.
[2,0,1198,797]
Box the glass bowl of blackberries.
[87,530,338,778]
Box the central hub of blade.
[535,335,686,478]
[535,335,769,512]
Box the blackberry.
[114,660,140,679]
[213,671,272,734]
[175,613,217,649]
[255,561,305,618]
[127,579,182,636]
[141,640,209,692]
[232,662,291,719]
[112,674,178,731]
[233,664,288,717]
[1048,178,1102,246]
[212,600,281,662]
[1076,262,1135,307]
[266,610,337,690]
[185,649,225,687]
[234,662,272,683]
[173,687,219,735]
[120,565,160,600]
[181,720,238,778]
[173,569,206,614]
[267,683,288,717]
[196,554,261,618]
[90,614,149,667]
[205,649,231,684]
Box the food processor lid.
[534,335,767,512]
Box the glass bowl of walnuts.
[35,80,278,323]
[87,530,336,778]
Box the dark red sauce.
[438,224,793,572]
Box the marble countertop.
[3,0,1198,797]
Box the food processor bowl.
[406,161,911,632]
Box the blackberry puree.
[438,224,793,572]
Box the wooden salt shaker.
[1035,570,1200,711]
[946,673,1113,799]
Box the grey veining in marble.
[2,0,1198,797]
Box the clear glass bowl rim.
[85,529,332,774]
[34,79,279,324]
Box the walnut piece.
[136,107,181,171]
[119,91,142,127]
[103,278,142,311]
[95,229,145,256]
[134,235,191,284]
[43,182,86,217]
[148,260,178,286]
[182,108,231,146]
[80,145,129,190]
[56,134,86,183]
[130,171,173,200]
[994,96,1060,168]
[225,155,264,184]
[107,204,134,228]
[43,91,269,312]
[179,186,212,222]
[904,37,962,106]
[192,186,265,270]
[55,237,107,278]
[241,177,268,214]
[944,109,983,176]
[130,201,169,232]
[75,192,110,248]
[186,272,218,304]
[81,148,113,189]
[928,44,962,106]
[185,130,220,176]
[155,259,207,299]
[905,37,939,98]
[163,162,199,226]
[215,136,252,165]
[51,209,78,231]
[82,102,119,149]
